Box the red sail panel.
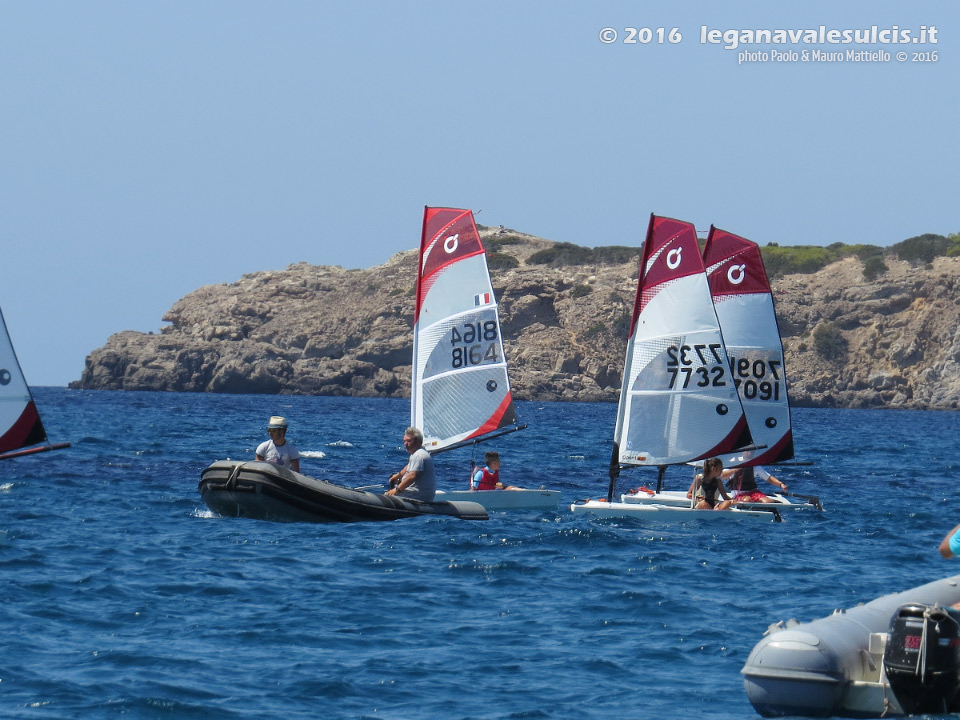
[416,207,486,323]
[0,401,48,453]
[695,414,753,463]
[703,227,771,298]
[632,215,707,333]
[464,393,516,441]
[755,431,795,466]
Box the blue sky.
[1,1,956,386]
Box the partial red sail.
[0,401,47,454]
[703,227,772,298]
[416,207,487,324]
[633,215,707,329]
[0,306,69,460]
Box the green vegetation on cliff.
[526,242,640,267]
[501,230,960,281]
[761,232,960,279]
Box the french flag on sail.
[474,292,491,306]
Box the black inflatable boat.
[199,460,488,523]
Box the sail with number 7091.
[702,226,794,467]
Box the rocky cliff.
[71,227,960,410]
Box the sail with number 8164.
[411,207,518,452]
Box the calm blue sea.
[2,388,960,720]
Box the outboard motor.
[883,603,960,714]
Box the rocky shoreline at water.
[71,227,960,410]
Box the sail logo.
[666,246,683,270]
[0,369,10,385]
[727,263,747,284]
[474,292,491,306]
[443,234,459,253]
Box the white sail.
[703,227,794,466]
[613,215,750,467]
[0,307,66,458]
[412,207,517,451]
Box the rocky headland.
[71,227,960,410]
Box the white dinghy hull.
[569,499,781,521]
[435,488,560,512]
[619,489,817,511]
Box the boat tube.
[199,460,488,523]
[742,574,960,717]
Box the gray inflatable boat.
[199,460,488,523]
[742,574,960,717]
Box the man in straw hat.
[255,416,301,472]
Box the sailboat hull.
[620,489,816,511]
[434,488,560,512]
[199,460,488,523]
[569,500,782,520]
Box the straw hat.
[267,416,288,429]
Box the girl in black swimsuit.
[691,457,732,510]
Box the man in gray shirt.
[385,426,436,502]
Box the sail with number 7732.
[609,214,751,477]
